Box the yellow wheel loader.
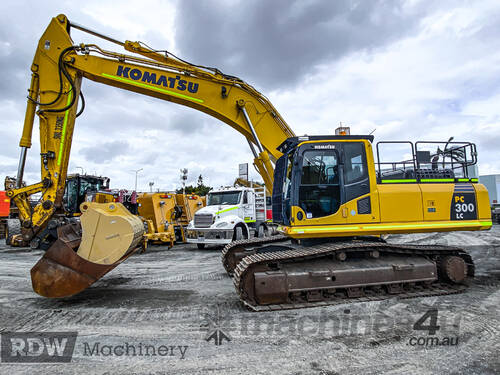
[6,15,491,308]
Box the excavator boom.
[8,14,293,298]
[10,15,293,240]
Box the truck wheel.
[197,243,206,249]
[257,225,267,238]
[234,226,244,241]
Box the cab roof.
[278,135,374,154]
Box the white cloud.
[271,0,500,176]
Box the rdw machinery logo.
[1,332,77,363]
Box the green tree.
[176,174,212,196]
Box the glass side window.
[79,180,97,197]
[344,142,367,184]
[284,154,293,201]
[301,150,339,185]
[299,149,341,218]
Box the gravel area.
[0,226,499,374]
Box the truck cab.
[186,186,269,248]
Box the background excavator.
[6,15,491,309]
[4,173,112,249]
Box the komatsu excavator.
[7,15,491,308]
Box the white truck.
[186,186,270,248]
[479,174,500,224]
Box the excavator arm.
[8,14,294,246]
[6,14,295,298]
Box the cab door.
[342,142,378,224]
[294,145,346,225]
[242,190,256,223]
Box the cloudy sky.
[1,0,499,192]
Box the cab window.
[344,143,367,184]
[299,149,341,218]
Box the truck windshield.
[208,191,242,205]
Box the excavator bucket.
[31,202,144,298]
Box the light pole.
[149,181,154,192]
[180,168,191,220]
[76,166,85,175]
[131,168,143,192]
[180,168,188,194]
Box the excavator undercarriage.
[222,236,473,311]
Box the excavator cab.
[63,174,110,215]
[272,135,373,227]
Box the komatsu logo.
[116,65,199,93]
[313,145,336,149]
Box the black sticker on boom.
[450,184,477,220]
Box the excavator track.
[221,234,289,275]
[231,241,474,311]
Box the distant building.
[467,164,478,178]
[479,174,500,204]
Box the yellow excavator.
[7,15,491,308]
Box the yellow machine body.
[138,193,176,247]
[175,193,204,223]
[276,139,492,239]
[91,192,116,204]
[138,192,205,247]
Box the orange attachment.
[0,191,10,217]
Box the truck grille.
[194,213,213,228]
